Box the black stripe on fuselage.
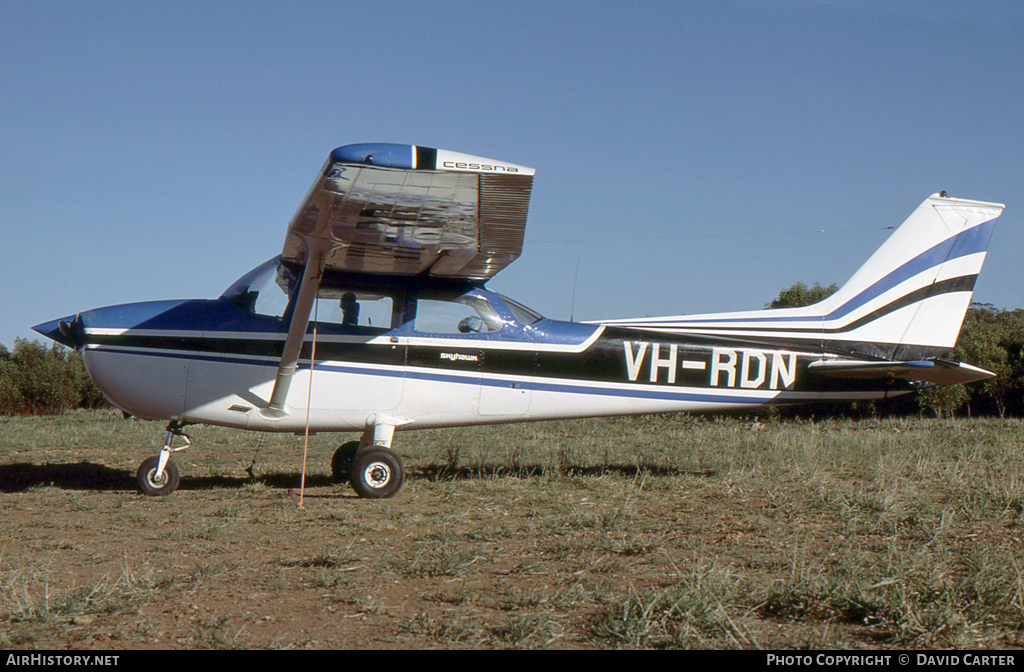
[84,324,911,395]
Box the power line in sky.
[526,226,895,245]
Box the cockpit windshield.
[221,257,296,318]
[221,257,546,332]
[497,293,544,325]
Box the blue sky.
[3,1,1022,347]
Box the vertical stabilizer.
[813,194,1004,359]
[596,194,1005,360]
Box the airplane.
[33,143,1006,500]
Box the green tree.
[0,343,24,412]
[9,339,79,413]
[0,339,107,415]
[766,282,838,309]
[916,383,970,419]
[954,304,1024,417]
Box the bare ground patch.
[2,412,1023,649]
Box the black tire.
[331,440,360,483]
[350,448,404,499]
[136,455,180,496]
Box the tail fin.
[810,193,1004,359]
[599,193,1005,360]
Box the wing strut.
[260,244,326,420]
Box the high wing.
[264,144,536,419]
[281,143,535,280]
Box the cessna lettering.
[623,342,798,390]
[442,160,520,173]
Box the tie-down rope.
[298,289,321,510]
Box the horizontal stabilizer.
[808,359,994,386]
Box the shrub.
[0,339,106,415]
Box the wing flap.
[808,358,994,386]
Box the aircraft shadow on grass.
[0,462,711,494]
[0,462,334,494]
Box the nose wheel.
[136,421,190,497]
[137,455,180,496]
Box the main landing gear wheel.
[350,448,404,499]
[137,456,180,496]
[331,440,360,483]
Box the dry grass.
[1,410,1023,648]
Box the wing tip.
[328,143,535,176]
